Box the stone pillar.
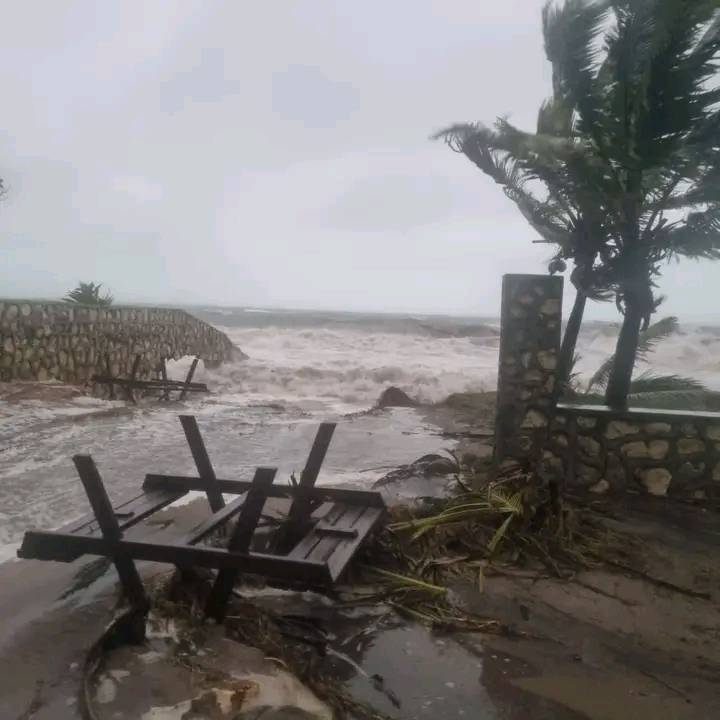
[494,274,563,470]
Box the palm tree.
[437,121,613,397]
[64,282,114,306]
[553,0,720,407]
[436,3,615,395]
[566,316,709,408]
[439,0,720,408]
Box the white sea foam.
[2,310,720,563]
[201,325,498,413]
[572,322,720,391]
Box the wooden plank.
[61,489,147,535]
[159,357,171,401]
[288,504,385,582]
[292,504,364,564]
[273,423,336,553]
[325,507,385,581]
[179,415,224,512]
[287,503,350,562]
[105,352,116,400]
[126,354,142,404]
[205,467,276,620]
[92,376,207,388]
[184,493,248,545]
[143,474,386,508]
[91,377,208,391]
[179,357,200,400]
[57,487,187,561]
[72,455,148,608]
[17,531,331,584]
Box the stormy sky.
[0,1,715,317]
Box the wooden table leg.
[205,467,276,621]
[72,455,149,611]
[179,415,225,512]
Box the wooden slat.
[275,423,336,554]
[326,507,384,581]
[179,415,225,512]
[288,503,385,582]
[143,475,386,509]
[287,503,350,562]
[126,354,142,404]
[206,467,276,620]
[297,505,365,564]
[159,358,171,401]
[92,377,208,392]
[72,456,148,608]
[105,353,116,400]
[16,531,331,584]
[62,488,187,538]
[179,357,200,400]
[184,493,248,545]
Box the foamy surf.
[3,308,720,565]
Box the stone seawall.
[545,404,720,500]
[493,273,720,500]
[0,300,243,384]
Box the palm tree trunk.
[604,301,643,408]
[555,289,586,399]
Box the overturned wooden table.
[18,417,386,620]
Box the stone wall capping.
[557,402,720,423]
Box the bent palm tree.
[64,282,114,306]
[436,1,615,394]
[439,0,720,408]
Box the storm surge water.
[3,306,720,562]
[194,308,720,406]
[197,309,502,413]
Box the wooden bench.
[18,416,385,620]
[92,355,208,403]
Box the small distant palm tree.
[64,282,114,306]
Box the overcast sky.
[0,1,716,317]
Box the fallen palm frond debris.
[348,465,644,623]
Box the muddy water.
[0,401,452,560]
[235,589,590,720]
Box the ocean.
[2,306,720,562]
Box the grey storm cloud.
[1,0,716,317]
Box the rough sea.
[2,306,720,562]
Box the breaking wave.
[202,326,499,413]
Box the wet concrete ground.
[2,388,719,719]
[0,398,452,559]
[3,492,720,720]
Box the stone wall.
[494,274,564,469]
[545,404,720,500]
[0,300,244,384]
[493,273,720,500]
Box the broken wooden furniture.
[18,416,386,620]
[92,354,208,403]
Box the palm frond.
[543,0,610,133]
[661,205,720,259]
[435,123,574,245]
[626,389,709,410]
[64,282,114,307]
[588,316,679,389]
[629,370,707,394]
